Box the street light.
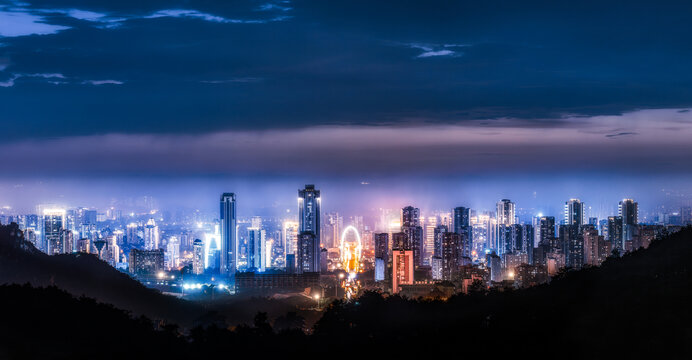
[336,273,346,298]
[314,293,321,309]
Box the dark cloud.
[605,132,638,138]
[1,0,692,141]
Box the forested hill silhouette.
[1,223,691,359]
[0,284,187,359]
[310,225,692,358]
[0,223,203,326]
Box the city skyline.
[2,1,692,214]
[1,180,690,223]
[4,185,687,296]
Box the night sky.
[1,0,692,215]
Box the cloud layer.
[2,109,691,177]
[1,0,692,141]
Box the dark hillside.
[0,223,203,326]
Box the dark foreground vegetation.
[1,224,691,359]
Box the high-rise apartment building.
[392,249,414,294]
[247,227,267,272]
[564,199,585,227]
[43,209,65,255]
[143,218,160,250]
[453,206,473,258]
[401,206,423,268]
[192,239,204,275]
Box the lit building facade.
[392,249,414,294]
[143,218,160,250]
[192,239,204,275]
[220,193,237,276]
[564,199,585,227]
[43,209,65,255]
[298,185,321,272]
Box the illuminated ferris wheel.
[339,225,362,274]
[338,225,363,299]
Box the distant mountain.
[0,223,203,326]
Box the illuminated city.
[1,0,692,358]
[1,189,689,299]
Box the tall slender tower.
[220,193,237,276]
[298,185,321,273]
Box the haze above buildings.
[1,1,692,211]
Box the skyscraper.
[401,206,423,268]
[423,216,437,266]
[433,225,447,258]
[392,249,414,294]
[453,207,470,231]
[441,232,461,280]
[392,232,408,250]
[619,199,639,250]
[247,227,267,272]
[220,193,237,276]
[298,185,321,238]
[496,199,516,226]
[143,218,160,250]
[126,223,139,246]
[618,199,639,226]
[486,252,502,282]
[374,233,389,260]
[297,232,319,273]
[453,207,473,258]
[538,216,556,247]
[495,199,516,252]
[607,216,624,253]
[298,185,321,273]
[374,233,389,281]
[282,220,299,255]
[559,224,583,269]
[564,199,585,227]
[165,236,180,270]
[61,229,74,254]
[192,239,204,275]
[401,206,421,227]
[43,209,65,255]
[582,225,605,266]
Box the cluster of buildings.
[381,198,685,296]
[1,188,690,299]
